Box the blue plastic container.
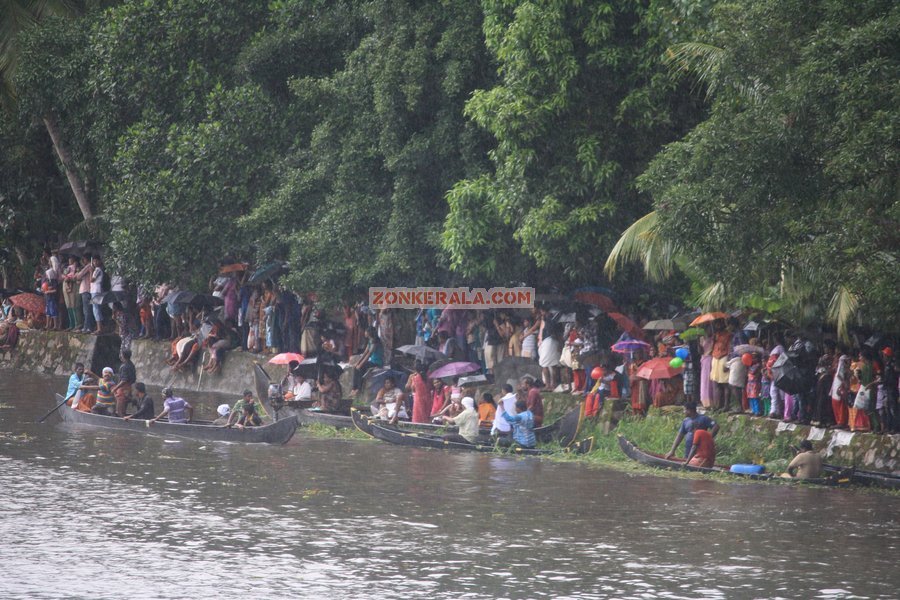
[730,463,765,475]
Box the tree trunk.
[42,112,92,221]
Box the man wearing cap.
[150,388,192,424]
[80,367,117,416]
[441,396,480,444]
[212,404,231,426]
[784,440,823,480]
[123,383,154,421]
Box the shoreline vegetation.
[295,392,900,495]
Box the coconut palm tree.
[1,0,92,220]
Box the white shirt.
[90,267,104,294]
[295,381,312,400]
[491,392,518,434]
[727,357,748,387]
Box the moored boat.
[617,435,851,486]
[353,408,593,456]
[54,394,297,445]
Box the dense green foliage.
[638,0,899,331]
[2,0,897,328]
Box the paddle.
[36,395,72,423]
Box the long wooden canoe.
[353,408,593,456]
[55,394,297,445]
[617,435,851,486]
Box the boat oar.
[37,395,73,423]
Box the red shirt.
[527,388,544,426]
[691,429,716,464]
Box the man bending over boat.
[150,388,193,424]
[665,402,719,460]
[501,398,537,449]
[440,397,480,444]
[123,383,154,421]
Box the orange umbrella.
[219,262,249,274]
[9,293,45,315]
[606,312,645,340]
[690,312,728,327]
[636,357,684,380]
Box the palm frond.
[694,280,728,312]
[68,214,109,241]
[604,211,679,283]
[826,286,859,343]
[664,42,726,98]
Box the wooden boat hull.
[823,464,900,490]
[617,435,850,486]
[354,408,593,456]
[55,394,297,445]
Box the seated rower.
[79,367,117,416]
[685,427,716,468]
[64,362,85,407]
[478,392,497,428]
[441,397,480,444]
[501,398,536,449]
[783,440,823,480]
[233,398,262,429]
[371,376,408,422]
[491,384,517,438]
[227,390,268,427]
[150,388,193,424]
[123,383,154,421]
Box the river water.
[0,369,897,599]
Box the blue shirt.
[164,397,191,423]
[678,414,716,457]
[65,373,84,400]
[503,409,536,448]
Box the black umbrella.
[58,240,104,257]
[189,294,224,308]
[162,290,197,305]
[293,356,343,380]
[247,262,287,285]
[772,353,814,395]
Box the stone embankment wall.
[715,414,900,474]
[0,330,275,396]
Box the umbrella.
[458,374,488,386]
[678,327,706,342]
[428,361,481,379]
[690,312,728,326]
[771,352,813,394]
[248,261,286,284]
[863,334,883,348]
[363,367,409,401]
[163,290,197,305]
[395,344,445,362]
[294,356,343,380]
[743,320,760,332]
[58,240,104,257]
[91,291,119,305]
[9,293,45,315]
[189,294,224,308]
[734,344,765,355]
[572,286,617,312]
[643,319,687,332]
[606,312,645,340]
[636,357,684,380]
[219,262,249,274]
[553,311,578,323]
[611,339,652,354]
[268,352,305,366]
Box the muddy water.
[1,369,897,599]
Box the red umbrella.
[606,312,645,340]
[219,262,249,274]
[690,312,728,327]
[268,352,305,365]
[636,357,684,380]
[9,293,45,315]
[573,289,617,312]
